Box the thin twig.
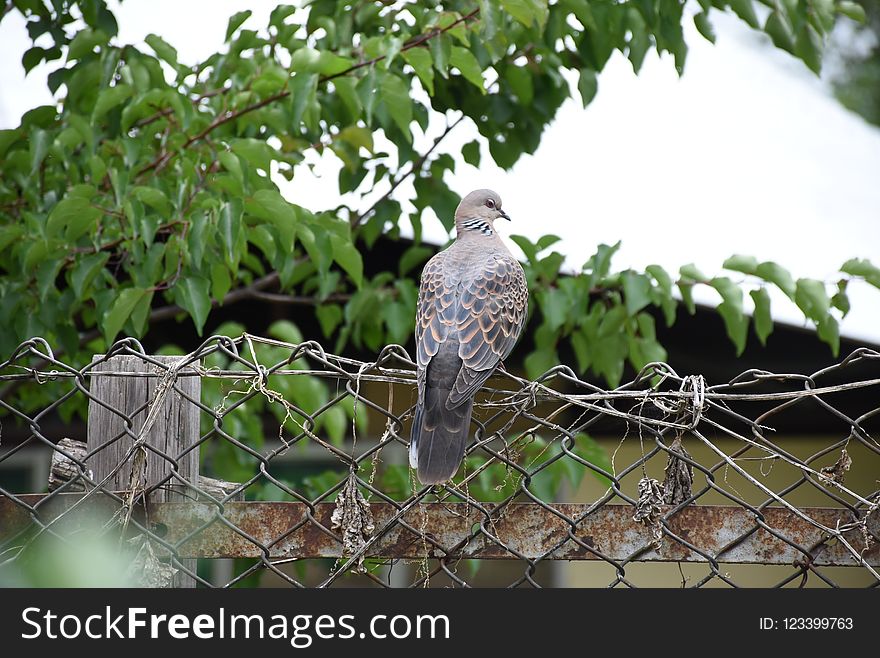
[134,9,480,179]
[350,115,466,229]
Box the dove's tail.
[410,386,473,485]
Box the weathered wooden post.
[86,354,201,587]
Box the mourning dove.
[410,189,529,484]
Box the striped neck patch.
[459,218,493,235]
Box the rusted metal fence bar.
[2,495,876,567]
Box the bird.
[410,189,529,484]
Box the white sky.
[1,2,878,343]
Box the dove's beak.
[499,211,511,221]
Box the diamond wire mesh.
[0,334,878,588]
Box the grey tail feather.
[410,386,473,485]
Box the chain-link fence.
[1,334,878,587]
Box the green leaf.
[129,289,154,337]
[591,334,627,387]
[270,4,296,27]
[211,263,232,303]
[537,251,565,281]
[68,28,109,60]
[231,138,274,173]
[646,264,672,294]
[249,224,277,263]
[330,235,364,287]
[574,433,613,487]
[430,33,451,77]
[755,261,796,298]
[679,263,707,282]
[539,288,569,331]
[478,0,503,40]
[0,225,23,252]
[382,302,412,344]
[711,277,747,355]
[723,254,758,275]
[462,140,481,167]
[679,282,696,314]
[29,128,49,175]
[584,242,620,282]
[399,245,433,277]
[716,303,748,356]
[93,84,133,119]
[322,406,347,446]
[22,46,48,74]
[291,48,353,76]
[831,281,850,317]
[379,73,413,139]
[646,264,676,326]
[509,234,537,263]
[794,278,830,322]
[729,0,759,28]
[838,1,867,22]
[794,24,822,74]
[841,258,880,288]
[535,235,561,253]
[71,252,109,299]
[289,72,318,131]
[132,186,170,216]
[0,129,19,159]
[506,65,534,104]
[218,151,243,182]
[174,276,212,335]
[296,223,328,274]
[250,189,298,246]
[711,277,743,310]
[402,48,434,95]
[337,125,373,153]
[36,258,62,301]
[316,304,343,337]
[765,11,795,53]
[694,12,716,43]
[46,197,102,241]
[525,348,558,380]
[23,240,51,272]
[269,319,304,344]
[817,315,840,356]
[144,34,178,67]
[577,68,598,107]
[334,77,362,122]
[225,10,253,41]
[501,0,548,28]
[749,288,772,345]
[622,272,651,316]
[103,287,148,343]
[450,47,485,92]
[570,329,591,374]
[218,200,243,268]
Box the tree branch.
[133,88,227,130]
[144,271,282,326]
[134,8,481,179]
[350,115,466,229]
[249,290,352,305]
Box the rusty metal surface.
[0,492,138,538]
[153,502,880,566]
[3,494,876,566]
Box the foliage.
[1,0,877,397]
[828,0,880,126]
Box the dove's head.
[454,189,509,237]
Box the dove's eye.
[485,198,496,209]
